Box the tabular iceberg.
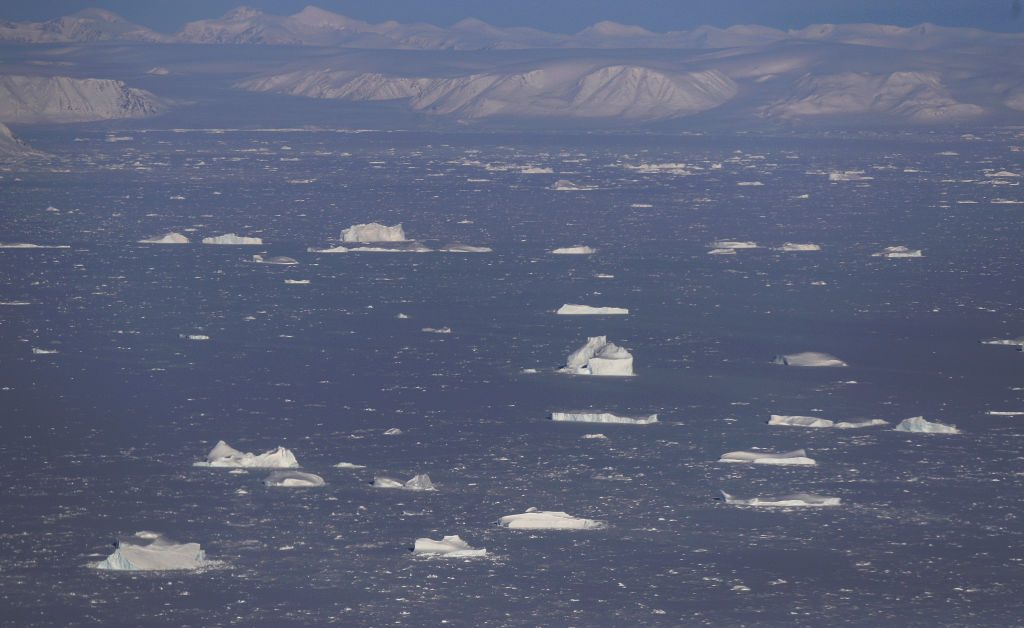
[561,336,634,376]
[720,491,840,507]
[775,243,822,252]
[497,508,605,530]
[139,232,189,244]
[341,222,406,243]
[373,473,435,490]
[556,304,629,316]
[774,352,847,367]
[202,233,262,245]
[413,535,487,557]
[769,415,835,428]
[251,255,298,265]
[194,440,299,468]
[264,470,325,487]
[834,419,889,429]
[894,416,960,434]
[709,240,758,249]
[94,532,207,571]
[439,243,492,253]
[873,246,922,258]
[551,412,657,425]
[551,245,595,255]
[980,337,1024,350]
[719,449,816,465]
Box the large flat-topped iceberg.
[139,232,189,244]
[341,222,406,243]
[775,243,822,252]
[873,246,922,258]
[710,240,758,249]
[373,473,436,490]
[894,416,960,434]
[552,412,657,425]
[413,536,487,557]
[720,491,840,507]
[774,352,847,367]
[556,304,629,316]
[719,449,816,465]
[551,245,595,255]
[264,470,325,487]
[94,532,207,571]
[769,415,834,428]
[497,508,605,530]
[195,440,299,468]
[561,336,634,376]
[202,233,262,245]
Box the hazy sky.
[3,0,1023,33]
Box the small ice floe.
[334,462,367,469]
[710,240,758,250]
[737,181,763,186]
[719,449,816,465]
[251,255,298,265]
[552,412,657,425]
[31,347,58,355]
[774,243,821,252]
[307,245,349,253]
[873,246,922,258]
[373,473,435,491]
[828,171,873,182]
[720,491,840,507]
[421,327,452,334]
[341,222,406,243]
[94,532,208,571]
[519,166,553,174]
[383,428,403,436]
[549,180,595,191]
[769,415,887,429]
[980,337,1024,350]
[138,232,189,244]
[707,248,737,255]
[265,470,325,487]
[412,535,486,558]
[774,352,847,367]
[194,440,299,468]
[556,304,628,316]
[834,419,889,429]
[987,411,1024,416]
[439,243,492,253]
[202,233,262,245]
[582,433,608,440]
[350,242,432,253]
[560,336,634,376]
[894,416,960,434]
[0,242,70,249]
[284,279,310,285]
[551,245,595,255]
[595,273,615,279]
[395,313,410,319]
[181,334,210,341]
[146,67,170,76]
[497,508,604,530]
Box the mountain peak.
[581,21,654,38]
[223,6,264,21]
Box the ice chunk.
[775,243,822,252]
[560,335,634,376]
[413,535,486,557]
[202,233,262,245]
[334,462,367,469]
[556,304,629,316]
[768,415,834,428]
[774,352,847,367]
[284,279,310,285]
[139,232,189,244]
[421,327,452,334]
[894,416,960,434]
[551,412,657,425]
[720,491,840,507]
[341,222,406,243]
[350,242,432,253]
[440,244,492,253]
[497,508,604,530]
[307,245,349,253]
[0,242,70,249]
[707,248,737,255]
[264,470,325,487]
[873,246,922,258]
[251,255,298,265]
[828,171,873,182]
[194,440,299,468]
[980,337,1024,350]
[834,419,889,429]
[709,240,758,249]
[551,245,595,255]
[31,347,58,355]
[94,532,207,571]
[719,449,816,465]
[549,180,594,191]
[373,473,435,491]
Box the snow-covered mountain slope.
[0,122,46,158]
[0,76,163,123]
[0,9,168,43]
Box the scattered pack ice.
[341,222,406,243]
[264,470,326,487]
[720,491,840,507]
[439,243,492,253]
[894,416,960,434]
[251,255,298,265]
[719,449,816,465]
[873,246,923,258]
[551,245,595,255]
[774,352,847,367]
[769,415,888,429]
[412,535,487,557]
[709,240,758,250]
[373,473,436,490]
[307,245,349,253]
[556,304,629,316]
[202,233,262,245]
[94,532,208,571]
[497,508,605,530]
[561,336,634,376]
[551,411,657,425]
[775,243,822,252]
[138,232,189,244]
[194,440,299,468]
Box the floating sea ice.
[384,428,403,435]
[719,449,816,465]
[194,440,299,468]
[497,508,604,530]
[720,491,840,507]
[828,171,873,182]
[202,233,262,245]
[373,474,435,491]
[421,327,452,334]
[251,255,298,265]
[561,336,634,376]
[334,462,367,469]
[768,415,834,428]
[556,304,629,316]
[0,242,70,249]
[182,334,210,341]
[138,232,189,244]
[549,180,594,191]
[413,535,487,557]
[551,412,656,425]
[980,336,1024,350]
[341,222,406,243]
[94,532,208,571]
[709,240,758,249]
[439,244,492,253]
[582,433,608,440]
[894,416,960,434]
[350,242,432,253]
[873,246,922,258]
[284,279,310,285]
[775,243,822,252]
[707,248,737,255]
[31,347,58,355]
[774,352,847,367]
[551,245,595,255]
[307,245,349,253]
[264,470,325,487]
[834,419,889,429]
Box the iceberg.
[828,171,873,182]
[720,491,840,507]
[709,240,758,249]
[251,255,298,265]
[264,470,325,487]
[202,233,262,245]
[775,243,822,252]
[0,242,70,249]
[421,327,452,334]
[439,243,492,253]
[556,304,629,316]
[980,337,1024,350]
[497,508,604,530]
[139,232,189,244]
[774,352,847,367]
[549,180,594,191]
[341,222,406,243]
[350,242,432,253]
[560,335,634,376]
[834,419,889,429]
[94,532,207,571]
[719,449,816,465]
[768,415,834,428]
[373,473,435,491]
[551,245,595,255]
[551,412,657,425]
[412,535,487,558]
[307,245,349,253]
[707,248,737,255]
[284,279,310,285]
[873,246,922,258]
[894,416,960,434]
[194,440,299,468]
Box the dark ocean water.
[0,128,1022,625]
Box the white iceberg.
[307,245,349,253]
[412,535,487,558]
[834,419,889,429]
[980,337,1024,350]
[775,243,822,252]
[561,336,634,376]
[551,412,657,425]
[707,248,737,255]
[94,532,207,571]
[549,180,594,191]
[894,416,960,434]
[720,491,840,507]
[251,255,298,265]
[264,470,325,487]
[373,473,435,491]
[350,242,432,253]
[709,240,758,249]
[341,222,406,243]
[31,347,58,355]
[334,462,367,469]
[421,327,452,334]
[719,449,816,465]
[0,242,70,249]
[774,352,847,367]
[828,171,873,182]
[873,246,922,258]
[284,279,310,285]
[769,415,834,428]
[194,440,299,468]
[551,245,595,255]
[440,243,492,253]
[497,508,604,530]
[202,233,262,245]
[556,304,629,316]
[139,232,189,244]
